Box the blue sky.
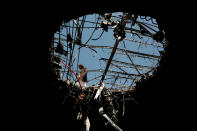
[54,12,164,90]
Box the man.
[77,64,88,87]
[76,65,90,131]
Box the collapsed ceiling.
[48,10,172,131]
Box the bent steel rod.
[100,38,120,85]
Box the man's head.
[78,64,84,69]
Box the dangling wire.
[76,47,81,76]
[110,75,119,89]
[92,30,105,40]
[83,14,101,45]
[62,61,82,90]
[74,16,86,75]
[122,92,125,116]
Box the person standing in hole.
[76,65,90,131]
[77,64,88,87]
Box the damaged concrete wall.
[21,6,185,131]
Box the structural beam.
[100,39,120,84]
[87,69,139,77]
[99,58,154,69]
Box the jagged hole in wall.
[51,12,168,92]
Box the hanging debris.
[113,23,126,41]
[153,31,165,42]
[104,13,112,21]
[67,33,73,42]
[49,11,168,131]
[100,21,109,32]
[55,42,68,56]
[94,82,105,100]
[99,107,123,131]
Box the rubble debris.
[99,107,123,131]
[49,11,169,131]
[94,83,105,100]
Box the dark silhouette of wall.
[21,6,186,131]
